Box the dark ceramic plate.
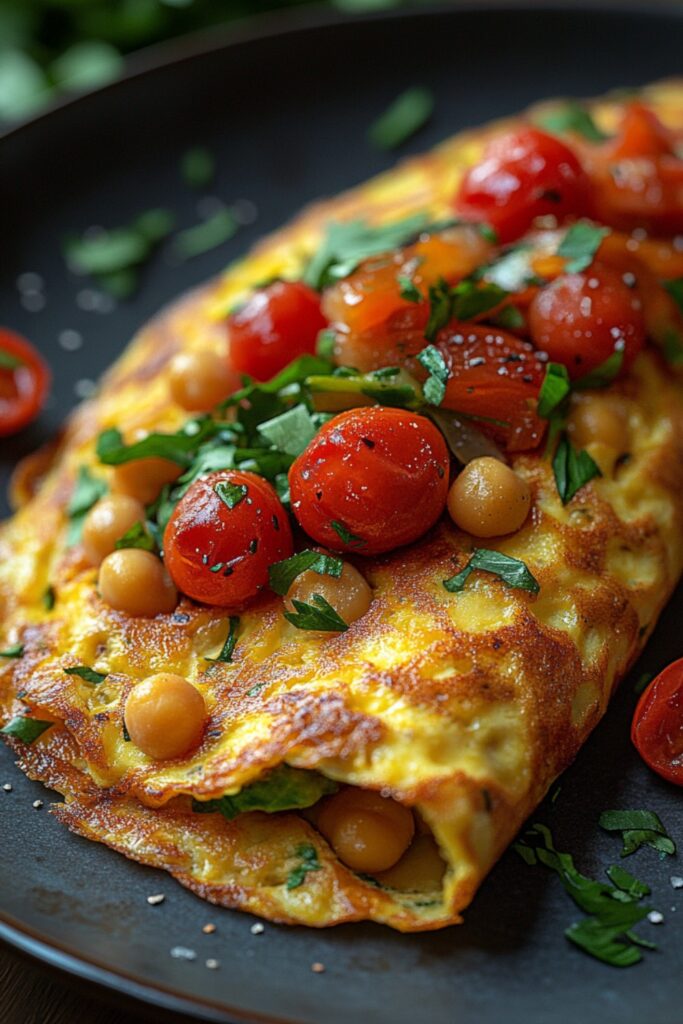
[1,4,682,1022]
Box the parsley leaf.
[42,586,56,611]
[303,213,430,290]
[535,102,609,142]
[0,350,23,371]
[368,86,434,150]
[64,665,107,685]
[214,480,248,510]
[0,644,24,658]
[114,520,156,551]
[537,362,571,419]
[1,716,52,743]
[330,520,365,547]
[287,843,322,890]
[173,206,239,261]
[192,765,338,820]
[493,304,525,330]
[397,274,422,303]
[316,328,336,359]
[66,466,108,545]
[553,434,602,504]
[417,344,449,406]
[258,404,317,457]
[443,548,540,595]
[205,616,240,664]
[97,419,220,467]
[557,221,609,274]
[180,146,215,188]
[451,279,507,320]
[269,550,343,596]
[284,594,349,632]
[599,809,676,858]
[424,278,452,341]
[573,349,624,389]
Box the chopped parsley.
[493,304,525,330]
[192,765,338,820]
[180,146,215,188]
[42,585,56,611]
[537,362,571,419]
[214,481,248,510]
[535,102,609,143]
[599,809,676,858]
[574,349,624,390]
[552,434,602,504]
[173,206,239,261]
[316,328,336,359]
[330,520,365,547]
[269,550,343,596]
[0,644,24,659]
[1,716,52,743]
[557,221,609,274]
[368,86,434,150]
[443,548,539,595]
[397,274,422,303]
[424,277,507,342]
[205,616,240,664]
[66,466,108,545]
[417,344,449,406]
[286,843,322,890]
[0,350,23,371]
[114,520,156,551]
[64,665,107,685]
[284,594,349,632]
[97,419,221,468]
[257,404,318,457]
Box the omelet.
[1,80,682,931]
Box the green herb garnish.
[180,146,215,188]
[537,362,571,419]
[66,466,108,545]
[114,520,156,551]
[1,716,52,743]
[64,665,107,685]
[443,548,540,595]
[205,616,240,664]
[42,586,56,611]
[173,206,238,261]
[397,274,422,303]
[214,481,248,510]
[269,550,343,596]
[535,102,609,142]
[284,594,349,632]
[553,434,602,504]
[258,404,317,457]
[97,418,221,468]
[192,764,338,820]
[286,843,323,890]
[0,350,23,371]
[574,350,624,390]
[0,644,24,659]
[417,343,449,405]
[368,86,434,150]
[599,810,676,858]
[330,520,365,547]
[557,221,609,274]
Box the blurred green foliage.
[0,0,404,122]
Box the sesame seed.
[205,958,220,970]
[647,911,664,924]
[32,800,43,809]
[2,784,12,792]
[250,922,264,935]
[311,962,326,974]
[58,329,83,351]
[170,946,197,961]
[671,876,683,890]
[146,893,165,905]
[202,922,216,934]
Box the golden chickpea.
[285,561,372,629]
[168,349,240,412]
[111,457,181,505]
[82,494,146,566]
[99,549,177,617]
[317,788,415,873]
[567,394,628,451]
[447,456,531,538]
[124,672,206,760]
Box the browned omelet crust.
[1,80,682,930]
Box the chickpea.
[567,394,628,451]
[447,456,531,538]
[124,672,206,760]
[169,349,240,412]
[82,494,146,566]
[285,561,372,629]
[99,549,177,617]
[111,457,181,505]
[317,788,415,873]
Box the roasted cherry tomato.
[430,323,547,451]
[453,128,590,244]
[632,658,683,787]
[228,281,327,381]
[163,470,293,607]
[587,104,683,235]
[528,263,646,379]
[0,327,50,437]
[289,407,449,555]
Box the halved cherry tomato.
[0,327,50,437]
[587,104,683,235]
[228,281,327,381]
[632,658,683,786]
[528,264,645,379]
[163,470,293,607]
[429,323,547,451]
[453,128,590,244]
[289,407,449,555]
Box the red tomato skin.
[453,128,590,244]
[0,327,50,437]
[632,658,683,787]
[163,471,293,607]
[528,264,646,379]
[289,408,449,556]
[228,281,327,381]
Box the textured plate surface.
[1,5,682,1022]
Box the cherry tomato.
[528,264,646,379]
[0,328,50,437]
[587,104,683,235]
[632,658,683,786]
[163,470,293,607]
[431,323,547,451]
[228,281,327,381]
[289,408,449,555]
[453,128,590,244]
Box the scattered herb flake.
[258,404,317,457]
[557,221,609,274]
[42,585,56,611]
[214,481,248,510]
[1,716,52,743]
[173,206,238,261]
[0,644,24,659]
[66,466,108,545]
[368,86,434,150]
[443,548,540,595]
[64,665,107,685]
[574,349,624,390]
[330,520,365,547]
[316,328,337,360]
[284,594,349,632]
[537,362,571,419]
[552,434,602,504]
[114,520,156,552]
[0,350,23,370]
[193,765,337,820]
[417,344,449,406]
[286,843,322,890]
[397,274,422,303]
[180,146,215,188]
[269,550,343,596]
[535,102,609,142]
[205,616,240,664]
[599,809,676,858]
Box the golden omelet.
[1,81,683,931]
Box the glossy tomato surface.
[0,327,50,437]
[289,407,449,555]
[228,280,327,381]
[528,264,646,378]
[453,128,590,244]
[163,470,293,607]
[632,658,683,786]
